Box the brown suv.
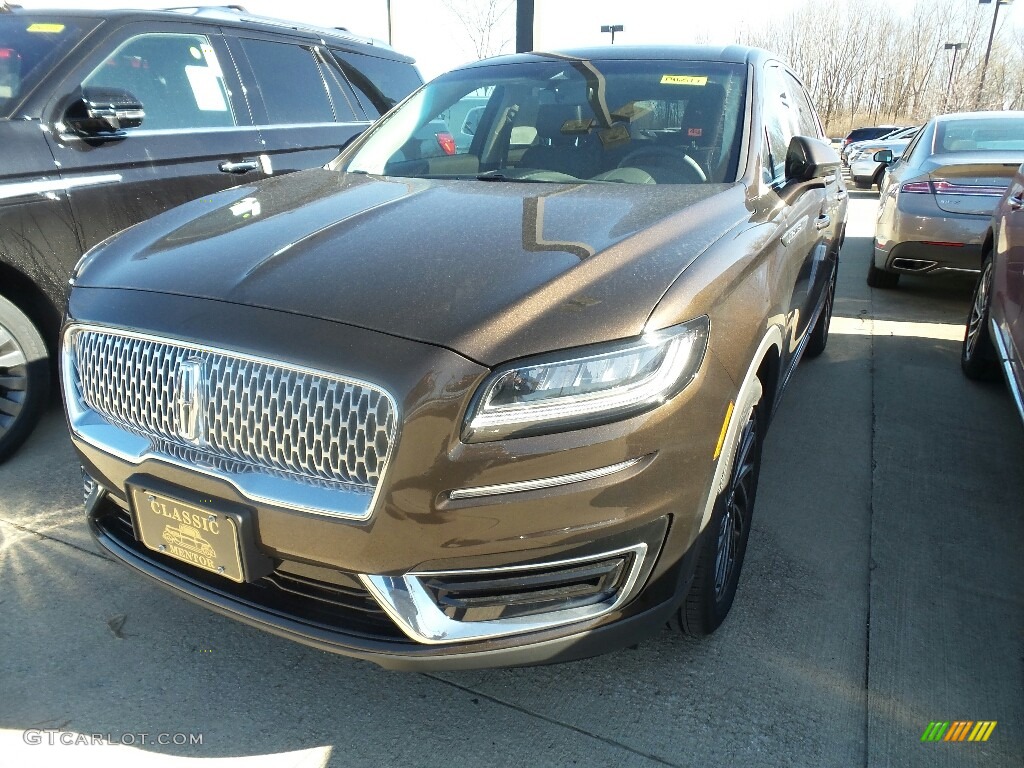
[62,46,847,669]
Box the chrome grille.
[68,328,397,491]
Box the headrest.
[534,103,586,141]
[680,83,727,144]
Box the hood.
[77,169,745,365]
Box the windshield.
[935,116,1024,153]
[341,58,748,185]
[0,17,91,115]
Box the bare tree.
[741,0,1024,135]
[440,0,516,60]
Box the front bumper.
[66,288,733,668]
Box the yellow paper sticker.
[27,23,66,33]
[661,75,708,86]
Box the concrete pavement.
[0,192,1021,767]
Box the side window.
[901,122,932,166]
[783,71,821,137]
[83,33,235,130]
[762,67,792,182]
[333,50,422,118]
[239,38,334,125]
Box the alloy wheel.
[965,260,993,362]
[713,410,758,599]
[0,322,29,440]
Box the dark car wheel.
[0,296,49,463]
[853,176,871,189]
[675,398,763,636]
[961,255,999,381]
[867,262,899,289]
[804,263,836,359]
[872,167,886,190]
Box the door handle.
[815,213,831,230]
[1010,194,1023,211]
[219,159,259,174]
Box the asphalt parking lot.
[1,190,1021,768]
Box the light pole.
[600,24,623,44]
[976,0,1014,109]
[943,42,966,112]
[385,0,392,45]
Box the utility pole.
[943,42,966,113]
[385,0,392,45]
[516,0,534,53]
[600,24,623,44]
[976,0,1014,110]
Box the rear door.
[226,31,370,177]
[42,20,261,252]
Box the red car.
[961,161,1024,425]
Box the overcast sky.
[13,0,1024,80]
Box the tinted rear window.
[333,50,421,117]
[0,17,91,113]
[935,117,1024,153]
[241,38,335,125]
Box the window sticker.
[185,65,228,111]
[688,127,703,137]
[661,75,707,86]
[27,23,66,34]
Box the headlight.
[464,316,709,442]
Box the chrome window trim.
[61,323,401,521]
[360,543,649,645]
[448,456,645,500]
[0,174,122,202]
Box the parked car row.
[848,126,919,189]
[841,124,906,164]
[845,110,1024,429]
[50,36,849,668]
[843,124,917,167]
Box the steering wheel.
[616,146,707,183]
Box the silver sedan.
[869,111,1024,289]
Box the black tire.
[867,262,900,289]
[804,262,836,359]
[853,177,870,189]
[961,255,999,380]
[675,398,763,636]
[0,295,49,463]
[872,168,886,190]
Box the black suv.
[0,6,421,460]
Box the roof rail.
[161,5,384,48]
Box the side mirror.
[873,149,894,164]
[65,87,144,140]
[784,136,841,184]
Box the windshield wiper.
[475,171,552,183]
